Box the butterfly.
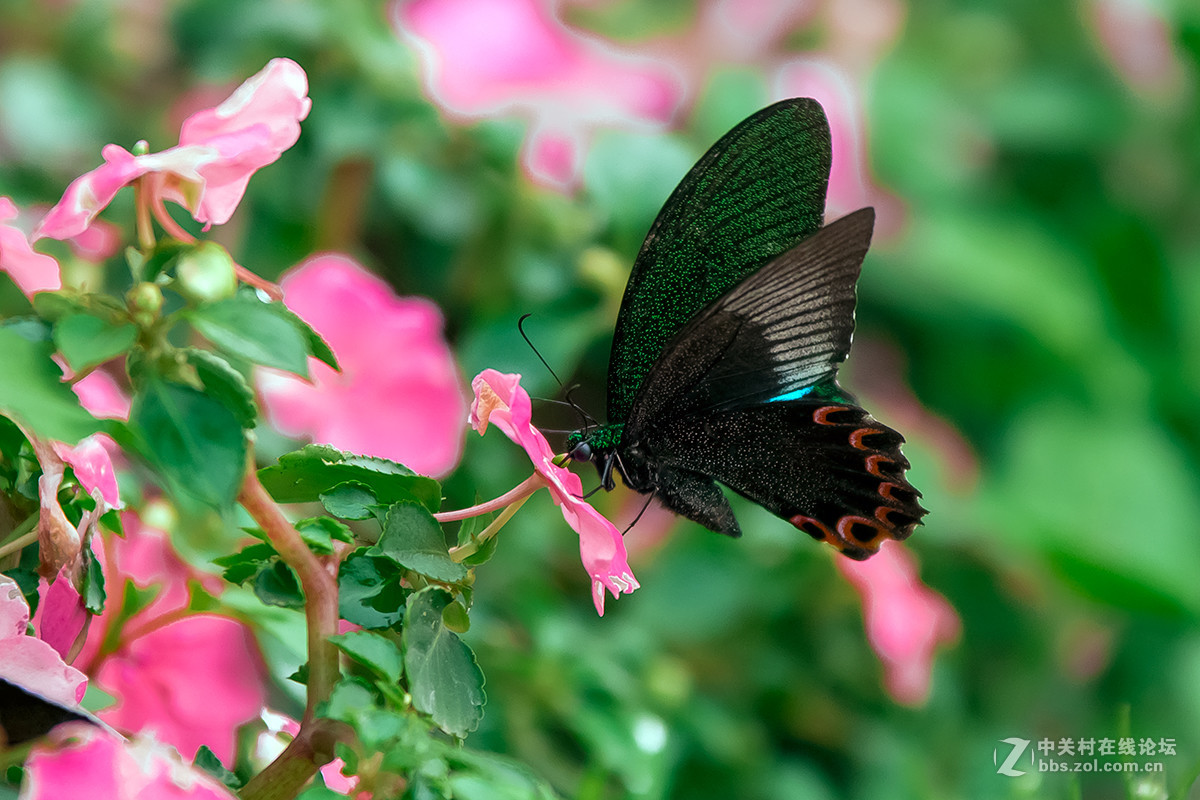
[564,98,925,560]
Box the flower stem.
[448,491,534,563]
[433,474,545,522]
[0,529,37,561]
[133,177,156,251]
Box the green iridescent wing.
[605,98,832,423]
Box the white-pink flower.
[836,543,959,706]
[470,369,639,615]
[0,197,61,298]
[257,254,467,478]
[35,58,311,241]
[392,0,683,190]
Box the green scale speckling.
[604,98,832,422]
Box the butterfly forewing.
[606,98,833,422]
[623,208,874,437]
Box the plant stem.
[448,492,534,563]
[238,466,340,724]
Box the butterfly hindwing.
[628,399,925,557]
[607,98,832,423]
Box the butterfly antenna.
[622,493,655,535]
[518,313,563,388]
[564,384,599,429]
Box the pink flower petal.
[257,254,467,477]
[179,58,311,226]
[0,197,61,297]
[33,567,88,660]
[470,369,639,614]
[393,0,682,190]
[72,369,131,421]
[836,544,959,706]
[20,724,240,800]
[52,435,122,510]
[34,145,153,241]
[0,574,88,707]
[66,217,122,262]
[95,614,267,765]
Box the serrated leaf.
[194,746,242,790]
[259,444,441,512]
[53,314,137,372]
[127,376,246,508]
[184,349,258,428]
[402,588,485,738]
[0,321,106,444]
[187,291,310,377]
[253,560,304,608]
[339,548,407,629]
[320,482,378,520]
[267,300,339,371]
[331,630,404,684]
[374,502,466,584]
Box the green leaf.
[213,542,278,585]
[81,549,105,614]
[331,630,404,683]
[374,502,466,584]
[253,560,304,608]
[53,314,137,372]
[269,301,339,371]
[193,746,242,790]
[320,482,378,520]
[187,291,311,377]
[339,548,407,630]
[183,349,258,428]
[259,444,441,512]
[0,320,105,443]
[402,588,486,738]
[295,516,351,554]
[127,376,246,508]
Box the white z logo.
[995,738,1031,776]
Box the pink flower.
[1088,0,1184,93]
[836,543,959,706]
[35,58,311,240]
[257,254,466,477]
[470,369,638,615]
[19,724,239,800]
[74,513,265,766]
[0,197,61,298]
[94,615,266,765]
[71,369,131,421]
[0,574,87,707]
[392,0,682,190]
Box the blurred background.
[2,0,1199,797]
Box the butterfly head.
[565,423,625,491]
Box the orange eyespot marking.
[865,454,895,479]
[837,515,886,545]
[791,514,836,544]
[849,426,887,451]
[813,405,856,426]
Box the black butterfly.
[565,98,925,560]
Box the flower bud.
[174,242,237,304]
[126,281,164,328]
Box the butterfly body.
[566,99,925,559]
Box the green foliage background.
[2,0,1199,798]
